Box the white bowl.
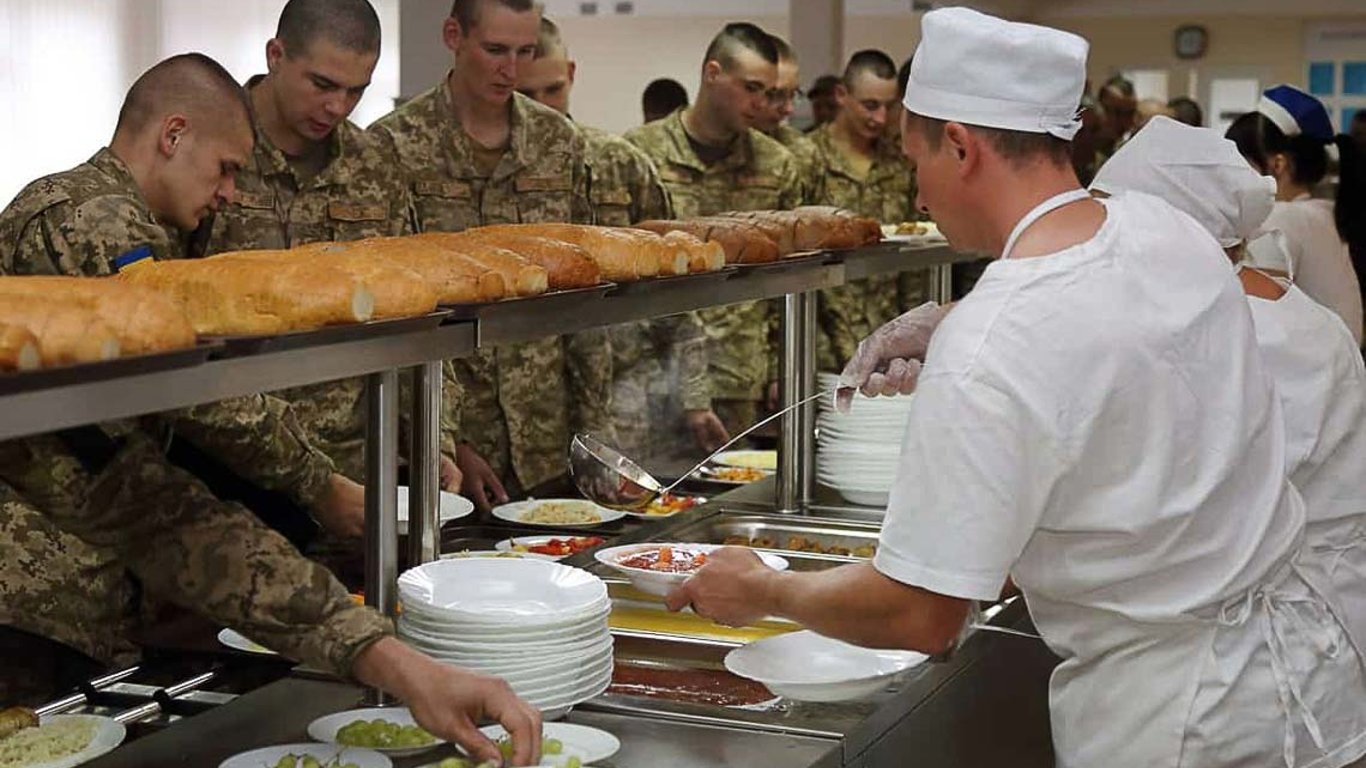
[397,609,607,641]
[724,630,927,702]
[396,487,474,534]
[416,640,612,678]
[306,707,440,758]
[837,488,890,507]
[402,629,610,661]
[491,499,626,528]
[220,744,392,768]
[594,543,788,597]
[397,558,607,622]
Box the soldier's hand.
[353,637,542,766]
[766,381,781,412]
[456,444,509,513]
[685,409,730,453]
[314,474,366,539]
[439,455,463,492]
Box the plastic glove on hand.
[836,302,951,412]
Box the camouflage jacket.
[579,123,710,456]
[189,85,460,478]
[807,125,923,371]
[624,110,805,401]
[373,80,613,490]
[769,123,823,203]
[0,434,389,674]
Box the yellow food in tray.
[609,602,797,644]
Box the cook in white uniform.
[1226,84,1365,344]
[1092,114,1366,655]
[665,9,1366,768]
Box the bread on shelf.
[0,300,121,366]
[0,276,196,355]
[216,248,439,319]
[0,322,40,371]
[431,230,603,290]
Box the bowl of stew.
[595,543,789,597]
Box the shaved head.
[843,49,896,89]
[276,0,382,57]
[703,22,779,71]
[114,53,250,141]
[770,34,795,64]
[450,0,540,33]
[534,15,566,59]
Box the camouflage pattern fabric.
[624,110,804,431]
[372,79,614,490]
[769,123,823,203]
[807,124,928,371]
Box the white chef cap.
[902,8,1088,140]
[1090,116,1277,247]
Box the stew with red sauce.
[617,546,707,573]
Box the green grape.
[300,756,323,768]
[565,757,582,768]
[435,759,471,768]
[272,756,298,768]
[543,738,563,755]
[499,738,514,759]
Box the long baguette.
[660,230,725,273]
[0,301,120,365]
[468,224,673,281]
[410,233,549,297]
[0,276,196,355]
[634,220,780,265]
[217,248,439,319]
[0,323,40,371]
[292,238,506,305]
[120,258,374,335]
[434,231,603,289]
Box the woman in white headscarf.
[1092,115,1366,650]
[1226,85,1365,345]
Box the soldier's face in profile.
[447,2,540,107]
[837,73,898,144]
[162,117,253,230]
[266,37,378,144]
[710,49,777,134]
[755,58,800,133]
[517,53,574,116]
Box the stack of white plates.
[815,372,912,507]
[396,558,613,718]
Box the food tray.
[206,311,451,358]
[441,283,614,320]
[0,340,222,396]
[606,268,736,296]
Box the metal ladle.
[570,388,841,511]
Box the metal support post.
[930,263,954,304]
[407,362,442,567]
[797,291,817,507]
[363,369,399,705]
[777,293,802,513]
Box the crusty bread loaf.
[0,301,120,365]
[468,224,670,281]
[0,276,196,355]
[0,322,40,371]
[660,230,726,273]
[719,208,881,252]
[409,233,548,297]
[794,206,883,245]
[713,212,796,254]
[634,220,780,265]
[217,247,439,319]
[435,231,603,289]
[293,238,510,304]
[121,257,375,335]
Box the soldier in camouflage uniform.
[624,23,805,437]
[518,17,728,460]
[370,0,614,507]
[183,1,464,487]
[808,50,926,372]
[756,35,823,202]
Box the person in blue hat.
[1227,84,1365,345]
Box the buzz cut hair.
[534,15,565,59]
[1101,74,1135,99]
[911,113,1072,168]
[703,22,779,70]
[115,53,250,138]
[276,0,382,57]
[450,0,541,33]
[843,49,896,89]
[770,34,796,64]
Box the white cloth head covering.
[1090,116,1277,247]
[902,7,1088,140]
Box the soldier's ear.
[160,115,189,158]
[702,60,722,84]
[265,38,286,73]
[442,17,464,55]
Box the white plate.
[495,535,608,561]
[397,558,607,621]
[219,743,392,768]
[836,488,890,507]
[397,487,474,534]
[475,722,620,765]
[692,466,771,485]
[21,714,125,768]
[491,499,625,528]
[217,628,277,656]
[595,543,788,596]
[725,630,927,702]
[439,550,555,561]
[711,449,777,470]
[307,707,440,758]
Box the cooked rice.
[520,501,601,525]
[0,718,95,767]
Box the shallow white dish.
[711,449,777,471]
[217,628,277,656]
[397,558,607,621]
[725,630,928,702]
[473,722,621,765]
[396,487,474,534]
[492,499,625,528]
[836,488,891,508]
[307,707,440,758]
[495,535,608,561]
[24,714,126,768]
[219,743,392,768]
[595,542,788,597]
[438,549,554,561]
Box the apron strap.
[1001,188,1093,259]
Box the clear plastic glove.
[836,301,952,412]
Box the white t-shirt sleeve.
[874,369,1056,601]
